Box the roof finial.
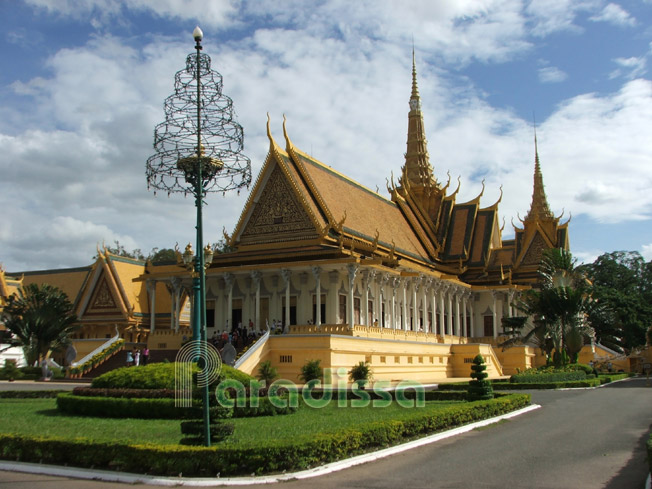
[411,44,420,106]
[526,118,554,221]
[401,46,434,190]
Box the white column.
[402,279,408,331]
[312,266,322,326]
[412,280,419,331]
[454,288,461,337]
[363,272,370,327]
[462,291,471,337]
[281,269,291,328]
[146,280,156,333]
[422,279,429,333]
[223,273,234,332]
[438,285,445,336]
[347,264,358,328]
[391,277,399,330]
[469,296,475,337]
[252,271,262,332]
[430,283,437,335]
[445,289,452,336]
[492,291,498,338]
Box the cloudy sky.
[1,0,651,272]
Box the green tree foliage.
[148,248,177,263]
[578,251,652,352]
[1,283,79,366]
[467,354,493,401]
[508,249,594,365]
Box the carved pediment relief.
[239,164,317,245]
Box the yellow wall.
[238,335,507,385]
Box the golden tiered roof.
[224,52,570,286]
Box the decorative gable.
[83,275,122,316]
[238,164,319,246]
[521,232,548,266]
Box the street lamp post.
[146,27,251,446]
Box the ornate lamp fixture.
[146,26,251,447]
[177,243,215,273]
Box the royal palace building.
[3,57,597,382]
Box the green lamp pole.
[146,26,251,447]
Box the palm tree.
[505,249,594,365]
[1,283,79,366]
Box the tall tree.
[578,251,652,352]
[1,283,79,365]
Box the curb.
[0,404,540,486]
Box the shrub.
[348,361,372,388]
[91,362,253,390]
[256,360,279,384]
[0,360,22,380]
[467,354,493,401]
[299,359,323,383]
[511,369,586,383]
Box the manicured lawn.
[0,397,463,447]
[0,399,182,445]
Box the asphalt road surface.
[0,377,650,488]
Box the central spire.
[525,131,554,221]
[402,49,434,188]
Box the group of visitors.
[210,324,261,350]
[125,346,149,367]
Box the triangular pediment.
[519,232,550,267]
[77,260,128,319]
[238,162,319,246]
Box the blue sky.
[1,0,651,272]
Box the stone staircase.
[81,344,179,379]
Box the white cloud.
[642,243,652,261]
[589,3,636,27]
[538,66,568,83]
[2,0,652,271]
[610,55,648,80]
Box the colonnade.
[147,265,517,339]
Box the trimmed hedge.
[510,370,587,383]
[56,392,293,419]
[0,390,67,399]
[1,393,530,477]
[90,363,254,390]
[647,430,652,478]
[56,393,200,419]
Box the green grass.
[0,397,463,447]
[0,399,182,445]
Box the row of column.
[147,268,518,337]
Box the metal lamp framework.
[146,26,251,447]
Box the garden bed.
[0,393,530,477]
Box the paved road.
[0,380,89,391]
[0,378,650,488]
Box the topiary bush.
[91,362,254,390]
[467,354,494,401]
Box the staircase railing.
[234,330,270,369]
[72,329,123,367]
